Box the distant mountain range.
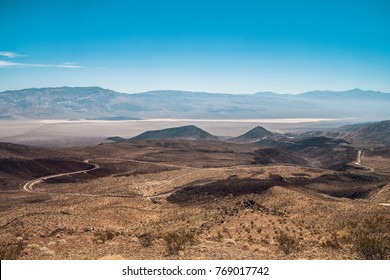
[1,86,390,120]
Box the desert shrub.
[138,232,154,247]
[93,229,115,244]
[321,232,342,250]
[349,216,390,260]
[0,241,25,260]
[276,232,299,255]
[105,229,115,240]
[216,231,223,241]
[49,227,75,237]
[163,229,196,255]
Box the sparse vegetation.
[0,241,25,260]
[276,232,299,255]
[105,230,115,240]
[49,227,75,237]
[216,231,223,241]
[138,232,154,247]
[92,229,115,244]
[321,232,342,250]
[349,216,390,260]
[163,229,196,255]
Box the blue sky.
[1,0,389,93]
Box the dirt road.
[22,163,100,193]
[353,150,374,172]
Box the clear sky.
[1,0,389,94]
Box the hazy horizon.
[1,0,389,93]
[1,85,389,96]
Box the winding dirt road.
[23,162,100,194]
[20,158,256,199]
[22,155,388,208]
[21,158,207,198]
[355,150,362,165]
[353,150,390,206]
[354,150,374,172]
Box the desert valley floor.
[0,137,389,260]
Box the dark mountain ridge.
[113,125,218,141]
[229,126,275,143]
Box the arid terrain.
[0,129,389,260]
[2,0,390,267]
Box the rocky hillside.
[302,120,390,145]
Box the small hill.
[128,125,218,141]
[230,126,274,143]
[106,136,126,142]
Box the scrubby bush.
[105,229,115,240]
[163,229,196,255]
[0,241,25,259]
[276,232,299,255]
[92,229,115,244]
[138,232,154,247]
[321,232,342,250]
[349,216,390,260]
